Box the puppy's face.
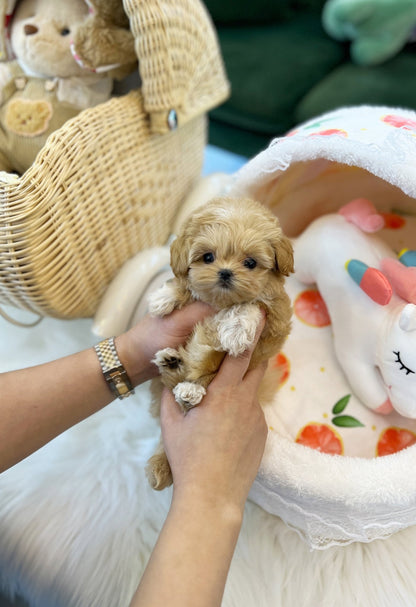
[186,225,275,307]
[171,197,294,309]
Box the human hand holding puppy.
[1,302,267,607]
[161,312,268,513]
[115,300,214,386]
[130,315,268,607]
[147,196,294,490]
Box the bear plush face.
[10,0,89,78]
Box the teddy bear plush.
[0,0,136,174]
[322,0,416,66]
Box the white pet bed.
[228,105,416,548]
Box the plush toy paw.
[322,0,416,65]
[173,381,206,412]
[346,260,393,305]
[146,451,173,491]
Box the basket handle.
[122,0,230,134]
[0,305,43,328]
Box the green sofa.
[204,0,416,157]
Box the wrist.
[171,485,245,531]
[114,330,156,388]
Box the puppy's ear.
[170,235,191,278]
[274,235,294,276]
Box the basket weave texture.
[124,0,231,133]
[0,0,229,319]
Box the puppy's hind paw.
[173,381,206,413]
[146,452,173,490]
[153,347,182,371]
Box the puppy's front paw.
[147,282,178,317]
[173,381,206,413]
[217,305,262,356]
[153,347,183,371]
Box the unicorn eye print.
[393,351,415,376]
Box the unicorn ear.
[399,304,416,332]
[338,198,384,232]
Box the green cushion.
[205,0,416,158]
[203,0,297,24]
[296,51,416,123]
[203,0,324,24]
[210,15,347,140]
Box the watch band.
[94,337,135,400]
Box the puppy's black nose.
[218,269,233,284]
[24,24,38,35]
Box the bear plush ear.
[274,234,294,276]
[170,234,192,278]
[71,0,137,79]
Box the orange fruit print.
[273,352,290,385]
[294,289,331,327]
[380,212,406,230]
[376,427,416,456]
[296,422,344,455]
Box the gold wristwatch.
[94,337,135,400]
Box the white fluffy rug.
[1,312,416,607]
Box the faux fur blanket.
[0,312,416,607]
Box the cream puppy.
[147,196,294,489]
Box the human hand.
[116,302,213,386]
[160,313,268,517]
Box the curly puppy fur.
[146,197,294,490]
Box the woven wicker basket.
[0,0,229,320]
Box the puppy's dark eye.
[244,257,257,269]
[203,252,215,264]
[60,27,71,36]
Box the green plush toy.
[322,0,416,65]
